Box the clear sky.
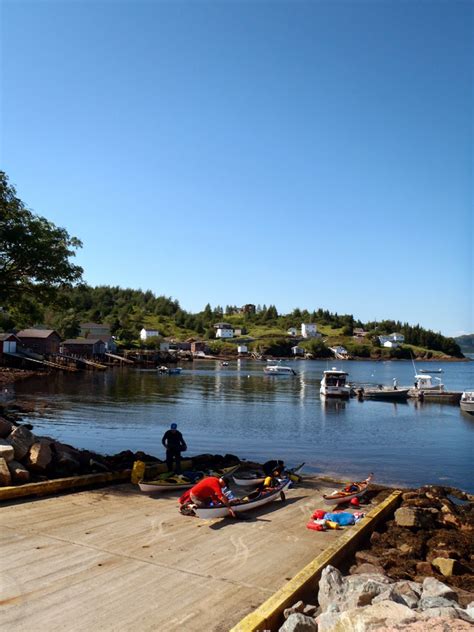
[1,0,472,336]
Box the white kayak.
[233,462,305,487]
[323,474,373,505]
[194,479,291,519]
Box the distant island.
[455,334,474,355]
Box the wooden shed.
[61,338,106,357]
[16,329,61,355]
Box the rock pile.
[0,415,151,485]
[278,566,474,631]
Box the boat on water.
[158,366,182,375]
[412,374,445,391]
[419,368,443,374]
[233,462,305,487]
[193,479,291,519]
[320,368,351,398]
[263,365,297,376]
[323,474,373,505]
[358,386,409,401]
[138,465,239,493]
[460,391,474,413]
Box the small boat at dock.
[193,478,291,519]
[323,474,373,505]
[419,368,443,373]
[138,465,239,493]
[157,366,182,375]
[357,386,409,401]
[460,391,474,413]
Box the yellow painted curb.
[231,490,403,632]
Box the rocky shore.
[278,485,474,631]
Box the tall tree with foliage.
[0,172,83,319]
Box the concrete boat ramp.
[1,479,356,631]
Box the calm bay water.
[8,359,474,492]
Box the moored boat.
[323,474,373,505]
[320,368,350,398]
[264,365,297,376]
[138,465,239,493]
[193,479,291,519]
[460,391,474,413]
[358,386,409,401]
[419,368,443,373]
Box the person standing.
[161,423,187,473]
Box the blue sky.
[1,1,472,336]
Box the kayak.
[194,479,291,519]
[233,462,305,487]
[138,465,239,493]
[323,474,373,505]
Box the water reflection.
[12,359,474,491]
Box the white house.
[330,345,349,358]
[291,345,304,356]
[237,345,248,354]
[214,323,234,339]
[301,323,318,338]
[287,327,297,337]
[378,333,405,348]
[140,328,160,341]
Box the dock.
[0,478,376,631]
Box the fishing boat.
[320,368,350,398]
[193,479,291,519]
[323,474,373,505]
[138,465,239,493]
[460,391,474,413]
[233,462,305,487]
[263,365,297,376]
[358,386,409,401]
[411,374,445,392]
[418,390,462,404]
[419,369,443,373]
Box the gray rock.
[55,450,80,475]
[394,506,438,528]
[343,573,392,609]
[0,417,14,439]
[7,425,35,460]
[421,606,474,623]
[302,604,318,617]
[419,596,460,610]
[0,439,14,463]
[466,601,474,619]
[320,601,419,631]
[372,581,421,609]
[283,602,304,620]
[421,577,458,602]
[0,456,12,486]
[25,441,52,472]
[317,565,345,612]
[278,613,317,632]
[316,611,340,632]
[8,460,30,484]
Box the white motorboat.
[412,374,444,391]
[460,391,474,413]
[320,368,351,398]
[263,365,296,376]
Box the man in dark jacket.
[161,423,187,473]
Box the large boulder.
[25,441,52,473]
[421,577,458,602]
[8,460,30,484]
[0,417,14,438]
[0,439,14,463]
[318,566,391,613]
[431,557,463,577]
[54,450,81,476]
[7,425,35,460]
[0,456,12,486]
[419,596,459,610]
[317,600,418,631]
[372,580,422,609]
[394,506,438,529]
[278,613,317,632]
